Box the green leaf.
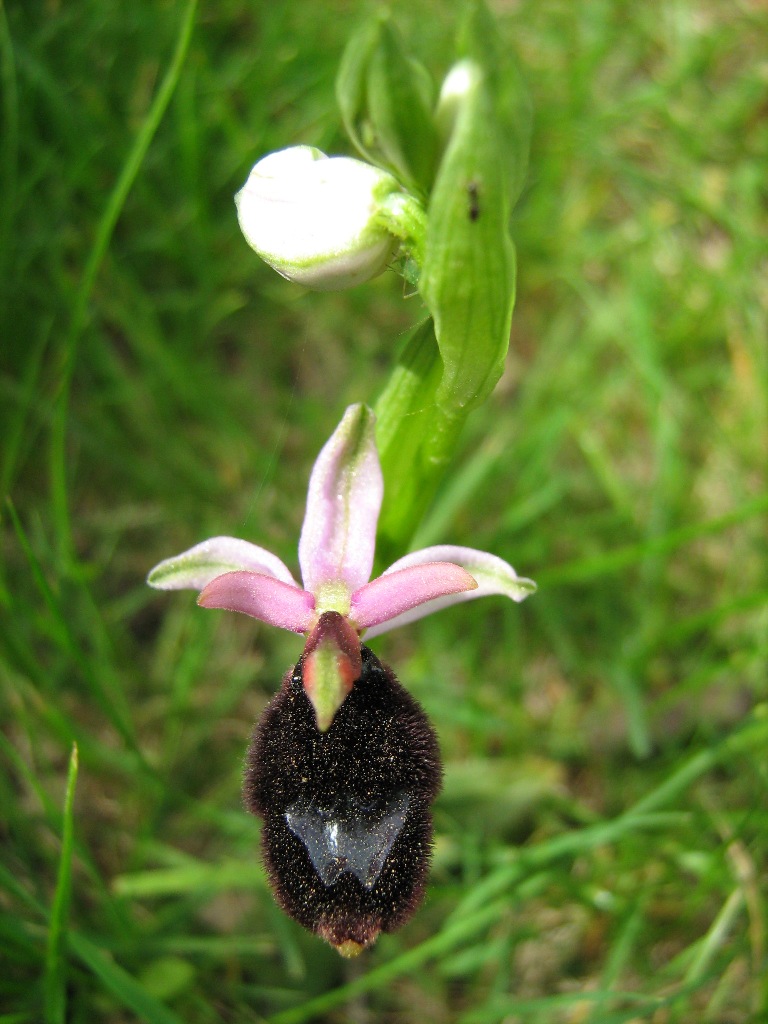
[374,320,465,559]
[336,19,380,165]
[365,17,438,196]
[421,61,516,412]
[455,0,531,208]
[336,14,438,196]
[419,0,531,413]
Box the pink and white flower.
[148,404,535,729]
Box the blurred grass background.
[2,0,767,1021]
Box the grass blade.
[536,493,768,586]
[49,0,199,565]
[268,898,510,1024]
[43,742,78,1024]
[5,497,137,747]
[68,933,186,1024]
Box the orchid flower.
[148,404,535,730]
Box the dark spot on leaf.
[467,180,480,221]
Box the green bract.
[419,0,531,412]
[337,14,438,199]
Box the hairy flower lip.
[246,643,442,953]
[148,403,536,727]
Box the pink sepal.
[350,562,477,631]
[198,571,315,633]
[363,546,536,638]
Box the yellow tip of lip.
[334,939,366,958]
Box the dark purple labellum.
[244,644,442,955]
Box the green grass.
[2,0,767,1021]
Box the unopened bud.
[236,146,400,290]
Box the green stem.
[374,319,468,564]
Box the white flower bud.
[235,146,400,290]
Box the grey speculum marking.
[285,791,411,889]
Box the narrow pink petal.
[198,571,315,633]
[350,562,477,631]
[363,545,536,639]
[147,536,298,591]
[298,404,383,595]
